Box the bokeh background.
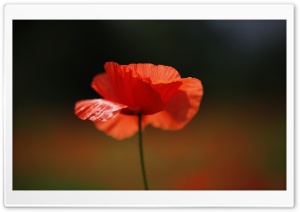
[13,20,286,190]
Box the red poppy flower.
[75,62,203,139]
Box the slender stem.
[138,114,148,190]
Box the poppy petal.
[91,73,117,101]
[127,63,183,102]
[75,99,128,121]
[146,77,203,130]
[94,114,148,140]
[104,62,165,115]
[127,63,181,83]
[151,81,182,103]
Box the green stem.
[138,114,148,190]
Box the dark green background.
[13,20,286,190]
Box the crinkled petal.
[75,99,128,121]
[145,77,203,130]
[127,63,181,84]
[91,73,117,101]
[150,81,182,103]
[104,62,165,115]
[127,63,183,103]
[94,114,148,140]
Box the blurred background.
[13,20,286,190]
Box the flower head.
[75,62,203,139]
